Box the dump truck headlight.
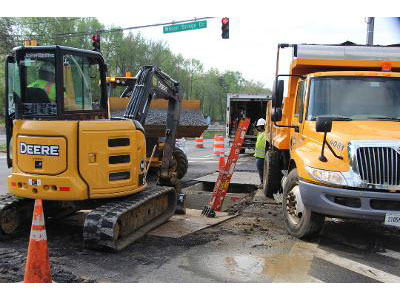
[305,166,347,186]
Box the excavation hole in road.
[189,182,257,194]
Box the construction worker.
[254,118,266,188]
[28,63,56,102]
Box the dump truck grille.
[356,147,400,186]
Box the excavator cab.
[5,46,108,168]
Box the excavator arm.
[123,66,181,185]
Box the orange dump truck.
[264,43,400,238]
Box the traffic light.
[221,17,229,39]
[92,34,101,52]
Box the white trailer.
[226,93,271,152]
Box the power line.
[12,17,82,27]
[9,17,215,40]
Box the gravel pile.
[112,109,208,127]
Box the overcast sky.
[99,17,400,89]
[5,0,400,90]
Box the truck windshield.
[307,76,400,121]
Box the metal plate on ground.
[196,171,259,186]
[148,208,236,238]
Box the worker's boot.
[175,193,186,215]
[174,182,186,215]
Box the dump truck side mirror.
[316,117,333,162]
[316,117,332,133]
[271,108,282,122]
[272,79,284,108]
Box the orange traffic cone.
[24,199,52,283]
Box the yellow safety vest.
[28,80,56,102]
[254,131,266,158]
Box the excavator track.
[83,185,176,252]
[0,195,34,239]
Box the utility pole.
[366,17,375,45]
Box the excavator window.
[63,54,101,112]
[24,53,55,105]
[8,46,108,120]
[5,56,20,167]
[7,59,19,116]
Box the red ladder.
[202,118,250,217]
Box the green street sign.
[163,20,207,34]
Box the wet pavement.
[2,198,400,283]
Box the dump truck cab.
[264,43,400,238]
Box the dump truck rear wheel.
[282,168,324,239]
[263,149,282,197]
[173,148,188,179]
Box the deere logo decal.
[20,142,59,156]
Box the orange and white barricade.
[213,135,225,172]
[195,135,204,148]
[213,135,224,155]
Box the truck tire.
[173,148,188,179]
[262,149,282,197]
[282,168,324,239]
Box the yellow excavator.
[2,45,182,251]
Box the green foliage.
[0,17,271,120]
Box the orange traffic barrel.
[213,135,224,155]
[195,135,204,148]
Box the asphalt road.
[1,138,400,283]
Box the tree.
[0,17,271,118]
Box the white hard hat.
[256,118,266,126]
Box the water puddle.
[224,253,312,282]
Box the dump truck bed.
[110,99,208,138]
[111,110,207,138]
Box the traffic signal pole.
[366,17,374,45]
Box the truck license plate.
[28,179,41,186]
[384,213,400,227]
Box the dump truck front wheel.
[282,168,324,239]
[263,149,282,197]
